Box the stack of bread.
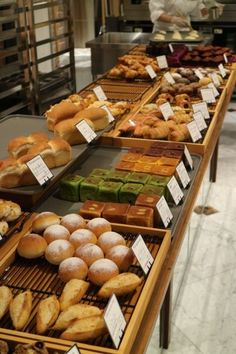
[0,199,21,236]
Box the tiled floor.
[147,101,236,354]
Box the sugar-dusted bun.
[59,257,88,282]
[69,229,97,248]
[32,212,60,234]
[97,231,126,254]
[17,234,47,259]
[88,259,119,286]
[106,245,134,271]
[45,240,74,265]
[87,218,112,237]
[75,243,104,267]
[60,214,86,233]
[43,224,70,244]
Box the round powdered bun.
[32,212,60,234]
[58,257,88,282]
[45,239,74,265]
[43,224,70,244]
[88,258,119,286]
[75,243,104,267]
[87,218,112,237]
[60,214,86,233]
[97,231,126,254]
[17,234,47,259]
[106,245,134,271]
[69,229,97,248]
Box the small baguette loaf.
[53,303,102,330]
[45,100,82,131]
[59,279,89,311]
[60,315,107,341]
[8,132,48,159]
[10,290,32,330]
[0,286,13,320]
[36,295,60,334]
[98,272,142,298]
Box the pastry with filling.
[102,202,130,223]
[79,200,105,219]
[79,176,104,202]
[97,181,123,202]
[127,205,154,227]
[119,183,143,204]
[59,174,84,202]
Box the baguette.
[98,272,142,298]
[59,279,89,311]
[53,303,102,330]
[60,315,107,341]
[0,286,13,320]
[36,295,60,334]
[10,290,32,330]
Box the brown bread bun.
[88,258,119,286]
[59,257,88,282]
[45,240,74,265]
[32,212,60,234]
[17,234,47,259]
[43,224,70,244]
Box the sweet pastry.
[69,229,97,248]
[79,200,105,219]
[88,258,119,286]
[36,295,60,334]
[106,170,130,183]
[60,213,86,233]
[98,272,142,298]
[43,224,70,244]
[97,231,126,254]
[119,183,143,204]
[97,181,123,202]
[17,234,47,259]
[127,206,154,227]
[140,184,165,197]
[59,174,84,202]
[75,243,104,267]
[138,156,159,164]
[10,290,32,330]
[59,279,89,311]
[79,176,104,202]
[87,217,112,237]
[58,257,88,282]
[0,286,13,320]
[89,168,110,179]
[158,156,180,167]
[45,239,74,265]
[106,245,134,271]
[31,212,60,234]
[102,202,130,224]
[0,199,21,222]
[127,172,151,185]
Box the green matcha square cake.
[127,172,151,185]
[119,183,143,204]
[97,181,123,202]
[80,176,104,202]
[59,174,84,202]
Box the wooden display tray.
[0,223,170,354]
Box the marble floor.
[146,101,236,354]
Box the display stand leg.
[209,139,219,183]
[159,280,172,349]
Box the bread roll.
[31,212,60,233]
[106,245,134,271]
[59,279,89,311]
[69,229,97,249]
[36,295,60,334]
[98,272,142,298]
[2,200,21,222]
[0,286,13,320]
[8,132,48,158]
[0,158,24,188]
[0,221,9,236]
[87,217,112,237]
[97,231,126,254]
[75,243,104,267]
[43,224,70,244]
[17,234,47,259]
[88,258,119,286]
[59,257,88,282]
[60,213,86,233]
[45,240,74,265]
[53,303,102,330]
[45,100,81,131]
[10,290,32,330]
[60,315,107,341]
[74,107,109,131]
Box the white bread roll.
[60,214,86,233]
[45,239,74,265]
[43,224,70,244]
[75,243,104,267]
[106,245,134,271]
[45,100,82,131]
[59,257,88,282]
[69,229,97,248]
[0,286,13,320]
[97,231,126,254]
[32,212,60,234]
[0,158,25,188]
[17,234,47,259]
[10,290,32,330]
[98,272,142,298]
[86,217,112,237]
[88,258,119,286]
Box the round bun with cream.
[45,239,74,265]
[87,218,112,237]
[31,212,60,234]
[60,213,86,233]
[17,233,47,259]
[88,258,119,286]
[58,257,88,282]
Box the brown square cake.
[79,200,105,219]
[102,202,130,223]
[127,205,154,227]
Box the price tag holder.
[26,155,53,186]
[159,102,174,120]
[93,85,107,101]
[176,161,190,188]
[167,176,184,205]
[101,104,115,123]
[218,63,226,78]
[156,55,168,69]
[76,119,97,143]
[132,235,154,275]
[209,72,220,87]
[193,111,207,131]
[169,43,174,53]
[208,83,219,97]
[223,53,228,63]
[184,145,193,170]
[164,71,175,84]
[194,68,204,80]
[192,101,210,119]
[65,344,81,354]
[104,294,126,349]
[187,120,202,142]
[156,196,173,228]
[200,88,216,104]
[145,64,157,79]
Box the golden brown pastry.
[59,279,89,311]
[10,290,32,330]
[0,286,13,320]
[36,295,60,334]
[98,272,142,298]
[168,123,191,142]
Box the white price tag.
[128,119,136,126]
[176,161,190,188]
[156,55,168,69]
[66,344,81,354]
[169,44,174,53]
[184,145,193,170]
[132,235,154,275]
[159,102,174,120]
[93,85,107,101]
[104,294,126,349]
[218,63,226,78]
[192,101,210,119]
[208,83,219,97]
[167,176,184,205]
[0,234,3,240]
[145,64,157,79]
[193,111,207,131]
[187,120,202,142]
[164,71,175,84]
[156,196,173,228]
[101,104,115,123]
[76,119,97,143]
[200,88,216,104]
[26,155,53,186]
[194,68,204,80]
[209,72,220,87]
[223,53,228,63]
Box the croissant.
[168,123,190,142]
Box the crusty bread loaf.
[59,279,89,311]
[0,286,13,320]
[0,158,25,188]
[9,290,32,330]
[8,132,48,159]
[45,100,82,131]
[73,107,109,131]
[36,295,60,334]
